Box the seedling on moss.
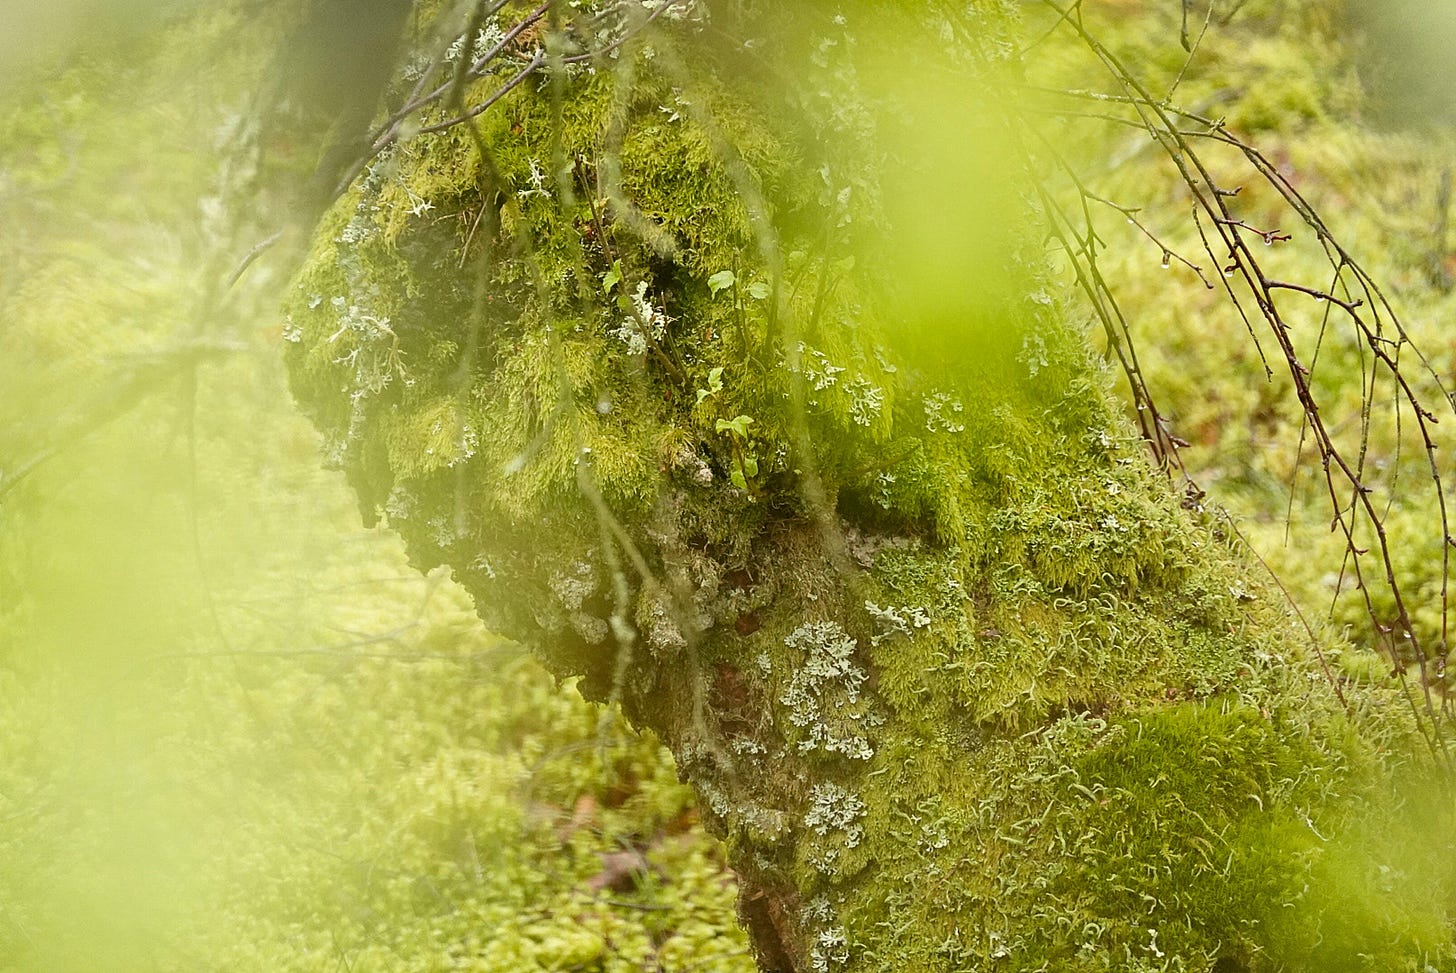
[601,259,623,297]
[715,414,759,491]
[696,366,724,405]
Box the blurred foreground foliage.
[2,0,1455,970]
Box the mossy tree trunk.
[280,1,1454,969]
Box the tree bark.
[281,2,1455,969]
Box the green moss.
[796,695,1451,972]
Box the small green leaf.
[697,369,723,405]
[742,455,758,478]
[716,415,754,439]
[747,281,770,300]
[602,260,623,295]
[707,270,736,295]
[730,468,748,490]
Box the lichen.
[775,621,875,761]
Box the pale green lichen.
[778,621,875,761]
